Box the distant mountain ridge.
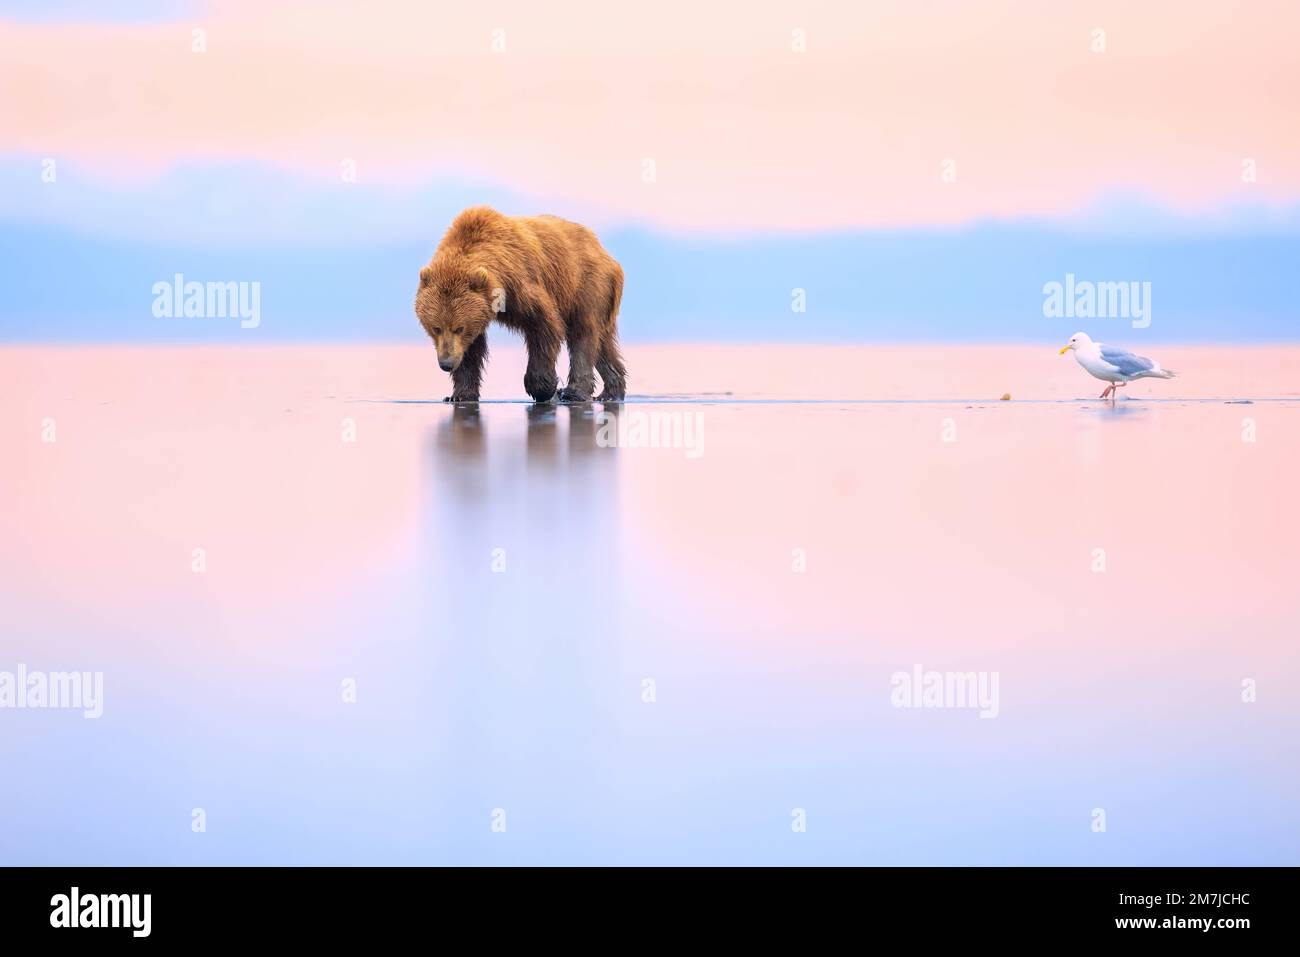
[2,221,1297,342]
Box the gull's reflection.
[1083,400,1152,421]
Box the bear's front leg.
[444,333,488,402]
[556,330,596,402]
[522,327,560,402]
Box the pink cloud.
[3,0,1299,231]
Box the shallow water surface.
[2,344,1297,864]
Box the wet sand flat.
[1,344,1297,865]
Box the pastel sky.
[2,1,1297,342]
[4,0,1300,233]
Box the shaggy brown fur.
[415,206,627,403]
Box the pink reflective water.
[2,345,1297,864]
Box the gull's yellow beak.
[1058,345,1070,355]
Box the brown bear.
[415,206,627,403]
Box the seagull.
[1059,332,1176,400]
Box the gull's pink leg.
[1099,384,1113,399]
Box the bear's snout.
[438,356,458,373]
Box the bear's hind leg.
[595,334,627,402]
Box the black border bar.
[0,866,1286,944]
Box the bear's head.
[415,263,497,373]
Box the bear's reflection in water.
[424,402,624,810]
[423,400,621,816]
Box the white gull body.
[1059,331,1176,399]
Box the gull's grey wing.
[1098,344,1155,376]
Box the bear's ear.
[468,268,492,294]
[419,266,433,288]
